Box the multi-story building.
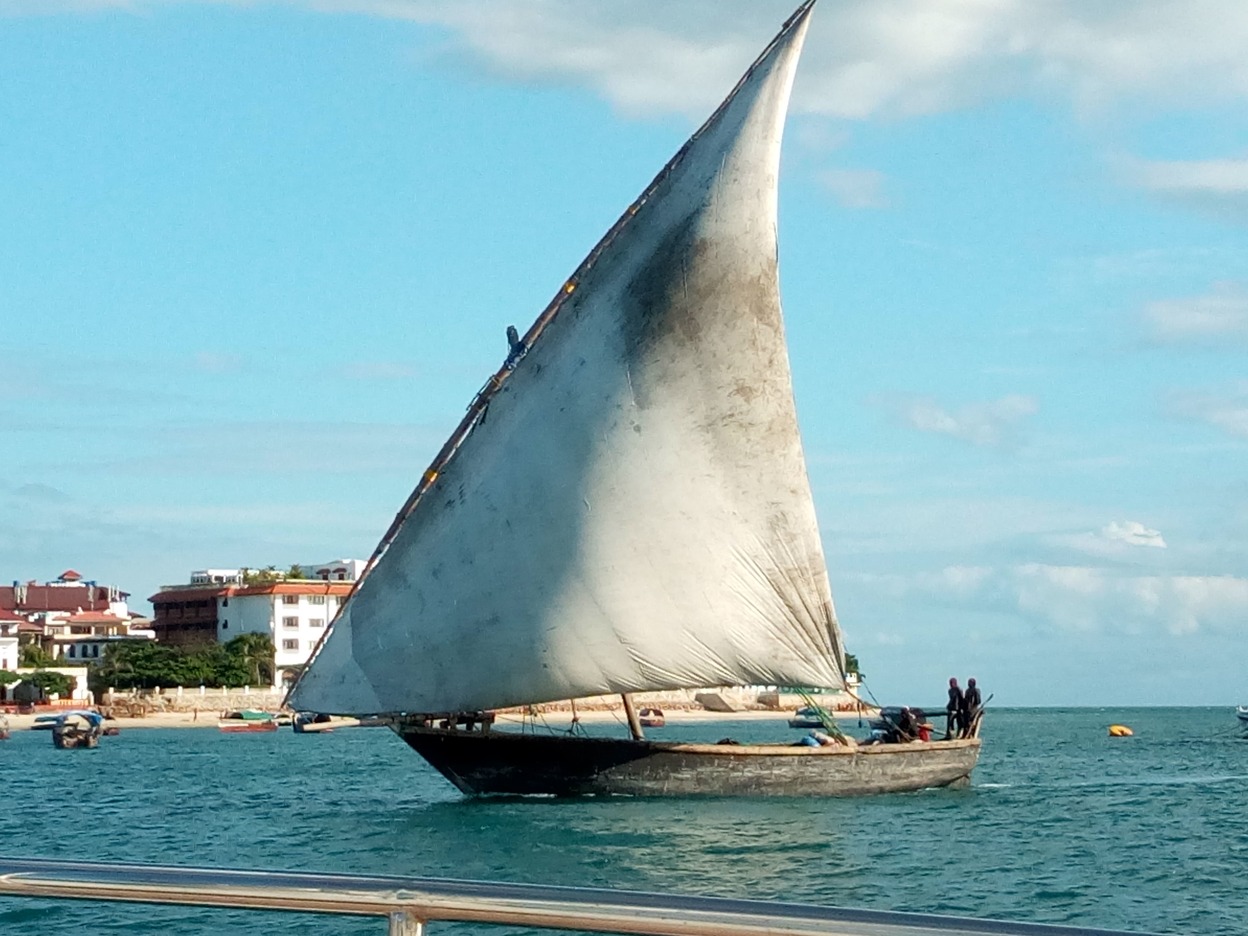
[225,581,354,687]
[44,610,155,663]
[0,569,130,622]
[150,562,363,686]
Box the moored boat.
[289,0,982,797]
[637,707,665,729]
[218,711,278,733]
[1236,705,1248,724]
[51,710,105,749]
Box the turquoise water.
[0,707,1244,935]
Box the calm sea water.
[0,707,1243,935]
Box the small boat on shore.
[788,706,824,729]
[218,710,278,733]
[293,712,389,733]
[637,707,665,729]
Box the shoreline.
[1,706,875,733]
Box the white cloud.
[1141,282,1248,345]
[1102,520,1165,549]
[11,1,1248,120]
[880,393,1038,449]
[1050,520,1167,558]
[816,168,888,209]
[863,563,1248,637]
[1127,156,1248,197]
[1168,383,1248,439]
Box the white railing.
[0,857,1153,936]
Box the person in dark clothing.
[896,706,920,742]
[961,678,982,738]
[945,677,964,740]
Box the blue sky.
[2,1,1246,706]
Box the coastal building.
[0,569,131,623]
[0,610,20,672]
[150,562,364,686]
[225,581,354,688]
[44,610,155,663]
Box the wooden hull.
[218,720,277,733]
[392,725,980,797]
[52,731,99,749]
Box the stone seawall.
[102,686,868,716]
[104,688,286,714]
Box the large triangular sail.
[290,0,845,716]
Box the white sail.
[290,1,845,716]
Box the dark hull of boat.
[392,725,980,797]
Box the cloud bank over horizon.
[8,0,1248,122]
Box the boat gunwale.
[395,725,981,758]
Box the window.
[92,645,100,658]
[308,595,325,605]
[282,639,299,651]
[282,595,299,605]
[222,597,229,607]
[222,621,229,629]
[283,616,299,628]
[68,645,76,658]
[309,618,325,628]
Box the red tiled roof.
[59,569,82,581]
[0,583,128,613]
[64,610,125,624]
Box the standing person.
[961,678,982,738]
[944,677,964,740]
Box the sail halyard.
[289,0,845,717]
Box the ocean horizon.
[1,705,1243,935]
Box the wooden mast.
[621,693,645,741]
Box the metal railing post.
[388,910,424,936]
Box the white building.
[221,581,355,688]
[0,611,20,672]
[299,559,368,582]
[190,569,245,586]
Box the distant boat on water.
[1236,705,1248,725]
[51,710,105,749]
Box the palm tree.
[225,633,275,687]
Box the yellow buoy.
[1108,724,1133,737]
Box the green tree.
[844,653,861,679]
[287,564,306,579]
[24,670,75,700]
[0,670,20,687]
[90,640,183,691]
[224,633,275,687]
[19,644,55,669]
